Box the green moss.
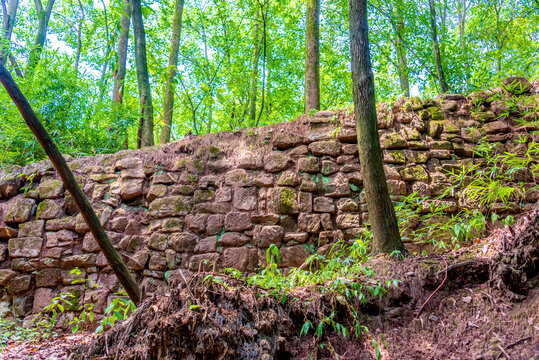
[426,106,444,121]
[279,188,296,214]
[194,189,214,203]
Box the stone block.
[255,225,284,248]
[298,213,321,233]
[5,197,35,223]
[149,196,192,217]
[308,140,341,156]
[224,212,252,231]
[8,237,43,258]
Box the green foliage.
[95,291,136,334]
[0,319,42,348]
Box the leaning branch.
[0,63,142,305]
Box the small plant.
[95,291,136,334]
[30,292,77,338]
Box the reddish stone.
[189,253,220,271]
[33,287,55,313]
[186,214,208,233]
[206,214,224,235]
[280,245,310,268]
[336,214,360,229]
[224,212,252,231]
[233,187,257,211]
[224,169,254,187]
[220,232,250,247]
[308,140,341,156]
[320,213,333,231]
[170,232,198,253]
[298,157,320,173]
[283,232,309,243]
[222,247,257,272]
[255,225,284,248]
[264,152,293,172]
[194,236,217,253]
[314,197,335,213]
[5,197,35,223]
[236,151,263,170]
[298,213,321,233]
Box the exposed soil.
[2,208,537,360]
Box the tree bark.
[249,8,261,124]
[394,0,409,97]
[26,0,55,76]
[304,0,320,113]
[74,0,84,74]
[349,0,406,255]
[0,0,18,66]
[428,0,449,94]
[0,62,142,305]
[130,0,154,148]
[159,0,184,145]
[112,0,130,104]
[457,0,467,50]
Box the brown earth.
[60,207,538,360]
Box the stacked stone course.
[0,83,538,320]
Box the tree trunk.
[249,8,261,124]
[130,0,154,148]
[349,0,406,255]
[304,0,320,113]
[112,0,130,104]
[0,0,19,66]
[428,0,449,94]
[0,62,142,305]
[26,0,55,76]
[9,53,23,77]
[457,0,467,50]
[159,0,184,145]
[394,0,409,97]
[74,0,84,74]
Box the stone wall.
[1,85,538,321]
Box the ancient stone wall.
[0,86,538,321]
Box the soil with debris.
[3,210,538,360]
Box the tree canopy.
[0,0,537,165]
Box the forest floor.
[1,210,538,360]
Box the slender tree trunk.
[112,0,130,104]
[159,0,184,145]
[74,0,84,74]
[428,0,448,94]
[130,0,154,148]
[0,62,142,305]
[0,0,18,66]
[457,0,467,50]
[349,0,406,255]
[249,8,261,124]
[256,1,268,126]
[26,0,55,76]
[304,0,320,113]
[394,1,409,97]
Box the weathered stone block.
[5,197,35,223]
[236,151,263,170]
[264,152,293,172]
[277,171,299,186]
[194,236,217,253]
[0,269,16,285]
[8,237,43,258]
[61,254,97,268]
[149,196,192,217]
[283,232,309,243]
[36,268,61,287]
[36,179,63,199]
[36,199,63,219]
[220,232,250,247]
[298,157,319,173]
[308,140,341,156]
[148,233,168,251]
[400,165,429,182]
[206,214,224,235]
[222,247,257,272]
[224,212,252,231]
[271,187,298,214]
[321,160,339,175]
[255,225,284,248]
[280,245,310,268]
[233,187,257,211]
[298,213,321,233]
[314,196,335,213]
[225,169,254,187]
[383,150,406,164]
[273,133,302,149]
[336,213,360,229]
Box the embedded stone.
[147,184,168,202]
[255,225,284,248]
[33,288,55,313]
[277,171,299,186]
[46,230,76,247]
[342,144,358,155]
[8,237,43,258]
[220,232,250,247]
[222,247,257,272]
[149,196,192,217]
[148,233,168,251]
[194,236,217,253]
[280,245,310,268]
[380,131,407,149]
[0,269,16,285]
[0,225,17,239]
[387,180,407,195]
[251,214,280,225]
[283,232,309,243]
[298,157,319,173]
[273,133,302,149]
[264,152,293,172]
[225,169,254,187]
[188,253,220,271]
[403,150,429,163]
[0,244,5,262]
[441,100,458,112]
[236,151,263,170]
[254,173,274,187]
[320,213,333,230]
[36,199,63,219]
[321,160,339,175]
[336,214,361,229]
[483,120,510,134]
[115,157,142,170]
[271,187,298,214]
[299,176,317,192]
[324,173,350,197]
[308,140,341,156]
[233,187,257,211]
[5,197,35,223]
[336,198,358,213]
[149,252,167,271]
[36,268,61,287]
[298,192,312,213]
[347,171,363,186]
[314,197,335,213]
[430,149,452,159]
[61,254,97,268]
[36,179,63,199]
[185,213,208,233]
[401,165,429,182]
[119,179,143,200]
[412,182,431,197]
[298,213,321,233]
[224,212,253,231]
[206,214,224,235]
[383,150,406,164]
